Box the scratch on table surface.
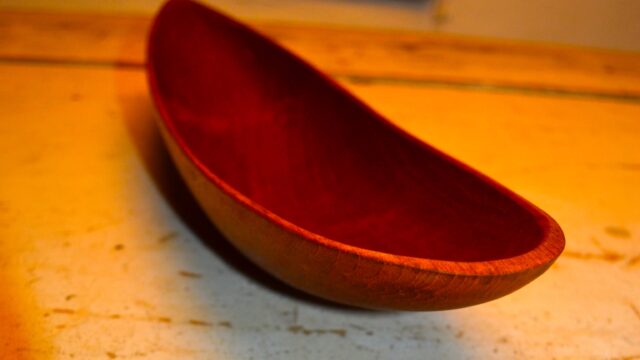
[46,308,231,328]
[188,319,212,327]
[178,270,202,279]
[51,308,75,314]
[628,301,640,321]
[592,237,626,258]
[609,355,640,360]
[134,299,155,310]
[348,324,374,336]
[562,238,627,263]
[287,325,347,337]
[626,255,640,268]
[498,336,509,343]
[81,219,121,234]
[563,251,625,262]
[158,231,178,243]
[605,226,632,239]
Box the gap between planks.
[1,56,638,104]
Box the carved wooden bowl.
[147,0,564,310]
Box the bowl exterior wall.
[158,121,551,311]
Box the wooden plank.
[0,11,148,65]
[1,10,639,99]
[1,61,639,358]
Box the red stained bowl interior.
[149,0,546,262]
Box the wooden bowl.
[146,0,564,310]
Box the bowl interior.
[149,0,546,262]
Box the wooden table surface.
[1,9,639,360]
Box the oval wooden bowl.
[147,0,564,310]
